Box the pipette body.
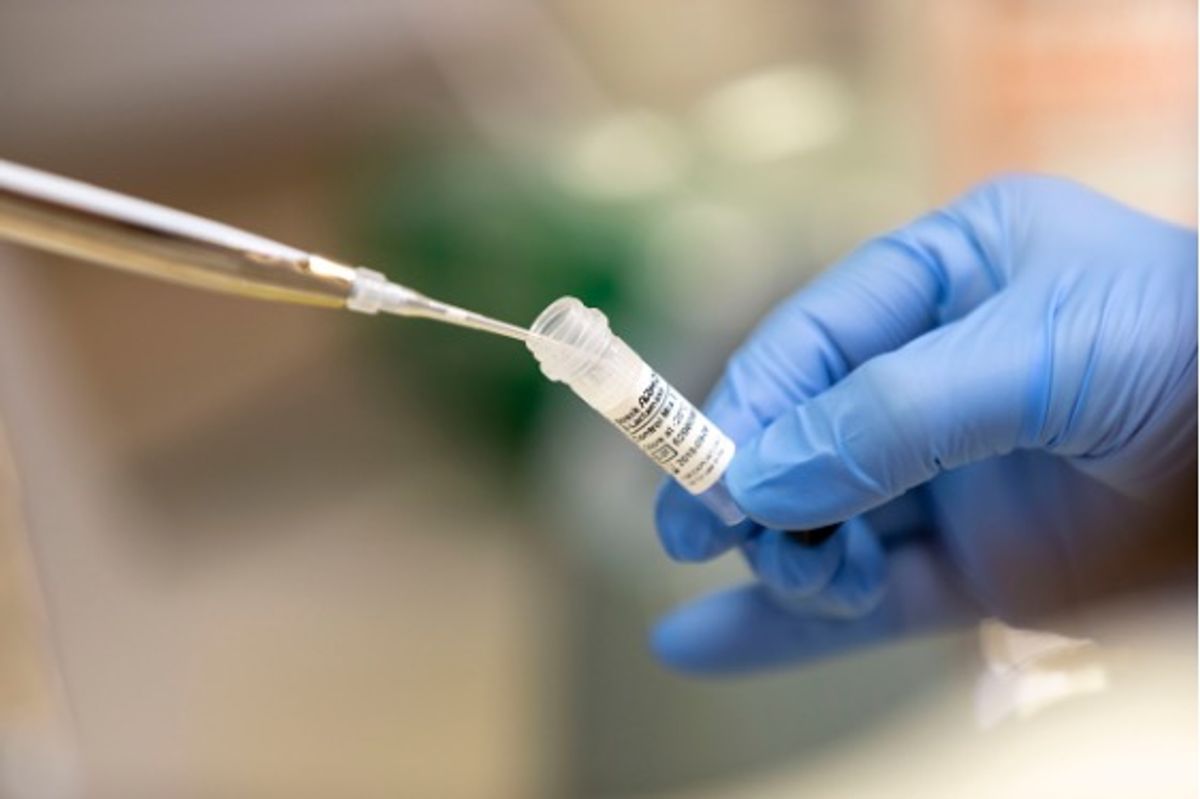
[0,159,527,341]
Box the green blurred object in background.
[355,148,644,461]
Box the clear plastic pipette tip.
[348,266,555,344]
[401,295,533,342]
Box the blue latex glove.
[653,176,1197,674]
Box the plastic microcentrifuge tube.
[526,296,745,525]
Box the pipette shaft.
[0,159,528,341]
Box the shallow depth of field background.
[0,2,1194,797]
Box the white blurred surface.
[647,597,1196,799]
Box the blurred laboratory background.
[0,1,1194,797]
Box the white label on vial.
[605,365,735,495]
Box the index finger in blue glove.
[726,292,1036,530]
[709,197,1005,438]
[655,192,1007,562]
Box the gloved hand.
[653,175,1197,674]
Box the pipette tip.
[349,268,563,345]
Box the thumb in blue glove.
[653,175,1197,674]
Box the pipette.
[0,159,530,341]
